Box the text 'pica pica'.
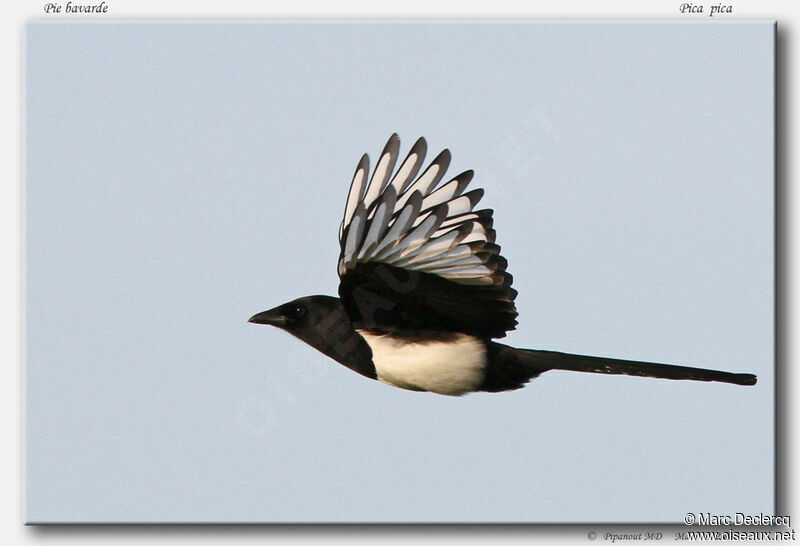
[249,134,757,395]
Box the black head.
[248,295,340,332]
[248,295,376,379]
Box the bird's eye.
[292,304,306,318]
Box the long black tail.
[481,343,757,392]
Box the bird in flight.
[249,134,757,395]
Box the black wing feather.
[337,135,518,339]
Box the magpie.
[249,134,757,395]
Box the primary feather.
[337,134,518,339]
[338,134,509,289]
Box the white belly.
[356,330,487,396]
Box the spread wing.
[337,134,518,339]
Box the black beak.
[248,307,288,327]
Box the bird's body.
[250,135,757,395]
[359,330,487,395]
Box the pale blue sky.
[24,21,774,523]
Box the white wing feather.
[338,135,504,287]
